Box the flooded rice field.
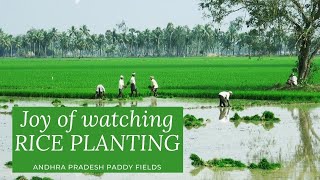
[0,97,320,180]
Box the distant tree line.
[0,20,302,58]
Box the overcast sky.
[0,0,221,35]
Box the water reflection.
[150,97,157,107]
[1,98,320,180]
[248,108,320,179]
[95,100,104,107]
[117,101,124,107]
[131,101,138,107]
[218,107,230,122]
[192,107,320,179]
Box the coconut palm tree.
[96,34,105,57]
[58,32,69,57]
[49,28,58,57]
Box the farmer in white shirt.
[218,91,233,107]
[118,75,125,98]
[95,84,105,99]
[150,76,159,97]
[287,73,298,86]
[130,73,138,97]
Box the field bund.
[0,56,319,101]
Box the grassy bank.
[0,56,319,101]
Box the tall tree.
[200,0,320,83]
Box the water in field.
[1,97,320,180]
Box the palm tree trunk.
[33,43,36,56]
[38,43,41,57]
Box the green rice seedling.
[30,177,42,180]
[1,105,9,109]
[14,104,19,107]
[190,154,281,170]
[5,161,12,168]
[0,98,8,103]
[15,176,28,180]
[42,178,54,180]
[83,172,104,177]
[9,99,14,103]
[31,177,54,180]
[231,105,245,111]
[248,163,259,169]
[0,57,319,101]
[184,114,206,129]
[51,99,61,106]
[230,111,280,130]
[230,113,241,121]
[207,158,246,168]
[262,111,280,121]
[248,158,281,170]
[190,154,205,167]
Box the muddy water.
[0,97,320,180]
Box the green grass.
[0,56,319,101]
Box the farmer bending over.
[218,91,233,107]
[95,84,105,99]
[130,73,138,97]
[118,75,125,98]
[150,76,159,97]
[287,73,298,86]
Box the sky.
[0,0,220,35]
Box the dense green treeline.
[0,20,298,58]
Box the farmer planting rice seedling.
[1,0,320,179]
[218,91,233,107]
[118,75,125,98]
[287,73,298,87]
[95,84,105,99]
[149,76,159,97]
[129,73,138,97]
